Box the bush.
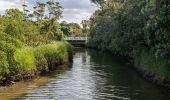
[0,32,24,48]
[0,51,9,79]
[54,42,68,63]
[11,47,36,80]
[60,41,73,62]
[34,43,60,63]
[14,47,36,71]
[134,51,170,79]
[35,54,48,73]
[34,41,72,70]
[0,8,73,82]
[0,40,72,81]
[0,41,17,67]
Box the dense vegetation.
[60,20,90,36]
[89,0,170,86]
[0,0,73,84]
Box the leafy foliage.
[60,21,87,36]
[0,1,73,82]
[5,9,24,20]
[0,51,9,79]
[89,0,170,79]
[14,47,36,71]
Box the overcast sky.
[0,0,98,24]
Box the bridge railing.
[64,36,89,41]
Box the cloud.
[0,0,33,14]
[0,0,98,24]
[0,0,20,13]
[60,0,94,9]
[60,9,94,24]
[59,0,98,24]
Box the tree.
[90,0,105,7]
[89,0,170,71]
[60,21,71,36]
[45,0,63,40]
[33,1,46,20]
[30,0,63,40]
[60,21,85,36]
[22,0,30,19]
[81,20,90,33]
[46,0,63,19]
[68,23,83,36]
[5,9,24,20]
[39,18,63,40]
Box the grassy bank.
[0,38,73,84]
[0,8,75,85]
[133,51,170,87]
[87,42,170,88]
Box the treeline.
[22,0,89,37]
[60,20,90,36]
[0,0,73,84]
[89,0,170,86]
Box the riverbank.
[133,52,170,88]
[0,41,73,85]
[0,76,49,100]
[88,0,170,89]
[1,49,170,100]
[0,63,70,100]
[86,44,170,89]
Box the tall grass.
[134,51,170,81]
[34,41,73,70]
[14,47,36,71]
[0,41,73,82]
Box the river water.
[1,49,170,100]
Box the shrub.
[0,40,72,81]
[54,42,68,62]
[35,54,48,73]
[0,41,17,67]
[34,42,61,68]
[58,41,73,62]
[0,51,9,79]
[34,43,59,62]
[34,41,72,70]
[14,47,36,71]
[134,51,170,80]
[0,32,24,48]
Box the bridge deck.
[64,36,89,47]
[64,36,88,41]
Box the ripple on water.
[3,50,170,100]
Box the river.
[1,49,170,100]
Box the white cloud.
[0,0,98,24]
[0,0,23,14]
[59,0,98,24]
[60,8,95,24]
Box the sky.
[0,0,98,24]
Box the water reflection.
[10,49,170,100]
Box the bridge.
[64,36,89,47]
